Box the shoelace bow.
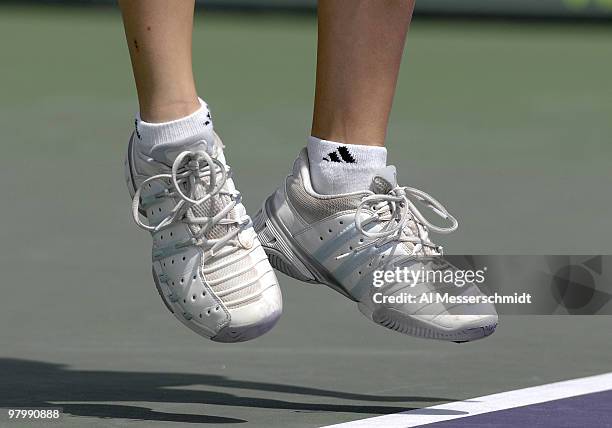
[336,186,458,260]
[132,149,250,256]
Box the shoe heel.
[124,134,147,215]
[253,205,318,284]
[124,134,137,199]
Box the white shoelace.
[336,186,458,260]
[132,150,250,256]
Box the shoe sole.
[125,137,281,343]
[254,196,497,343]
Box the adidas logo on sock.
[323,146,356,164]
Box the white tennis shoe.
[254,149,497,342]
[125,131,282,343]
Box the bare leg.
[119,0,199,123]
[312,0,415,147]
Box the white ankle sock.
[134,98,214,153]
[306,136,387,195]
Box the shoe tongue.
[149,133,240,241]
[369,165,397,194]
[149,138,217,166]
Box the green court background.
[0,5,611,428]
[209,0,612,18]
[37,0,612,18]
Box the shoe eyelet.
[320,237,324,241]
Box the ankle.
[310,125,386,148]
[138,98,201,123]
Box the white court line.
[321,372,612,428]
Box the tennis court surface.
[1,6,611,427]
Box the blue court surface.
[322,373,612,427]
[427,390,612,428]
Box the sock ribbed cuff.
[134,98,213,148]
